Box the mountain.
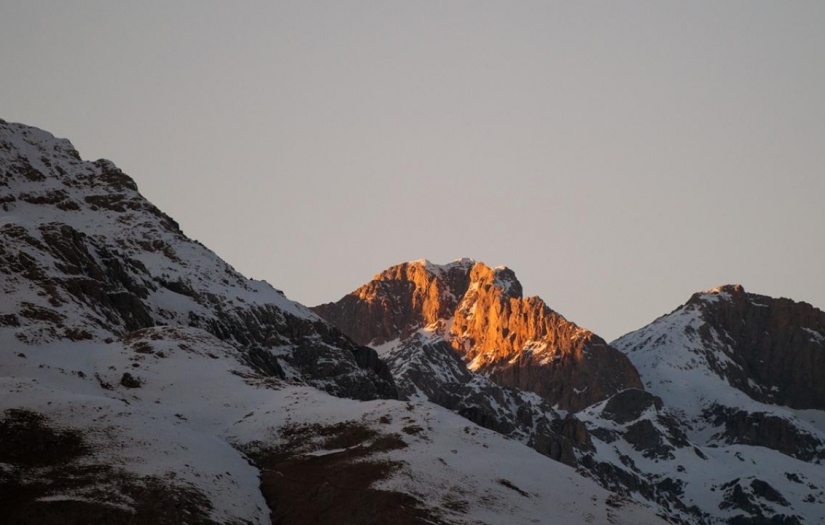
[317,264,825,524]
[0,119,395,400]
[613,284,825,464]
[615,285,825,412]
[314,259,642,411]
[0,119,667,524]
[4,118,823,524]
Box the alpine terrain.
[0,119,670,525]
[316,262,825,524]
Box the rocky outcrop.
[314,259,642,411]
[719,478,801,525]
[704,405,825,462]
[582,389,691,462]
[601,389,663,424]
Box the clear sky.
[3,1,824,341]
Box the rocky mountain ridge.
[314,258,642,411]
[2,119,825,524]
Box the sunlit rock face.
[313,258,475,346]
[314,258,642,411]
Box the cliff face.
[613,284,825,471]
[314,259,642,411]
[313,258,475,345]
[686,285,825,410]
[449,263,642,410]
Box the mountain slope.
[0,118,395,400]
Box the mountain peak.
[688,284,746,306]
[408,258,523,298]
[314,258,642,410]
[616,283,825,412]
[703,283,746,295]
[1,120,82,163]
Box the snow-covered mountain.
[610,285,825,523]
[0,119,395,401]
[317,262,825,524]
[0,119,669,524]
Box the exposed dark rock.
[365,335,590,467]
[242,346,286,378]
[0,409,87,467]
[727,516,802,525]
[655,477,684,497]
[0,118,398,403]
[552,414,594,452]
[532,429,578,467]
[0,409,220,525]
[246,421,453,525]
[750,479,789,507]
[498,478,530,497]
[623,420,674,459]
[719,478,799,525]
[351,345,396,397]
[119,372,142,388]
[704,405,824,461]
[590,427,619,444]
[577,455,697,518]
[784,473,802,484]
[602,389,663,424]
[720,481,763,517]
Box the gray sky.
[3,1,824,341]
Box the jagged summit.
[609,286,825,522]
[317,259,522,347]
[615,284,825,412]
[314,258,641,411]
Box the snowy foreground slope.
[317,261,825,524]
[0,119,667,524]
[0,328,665,524]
